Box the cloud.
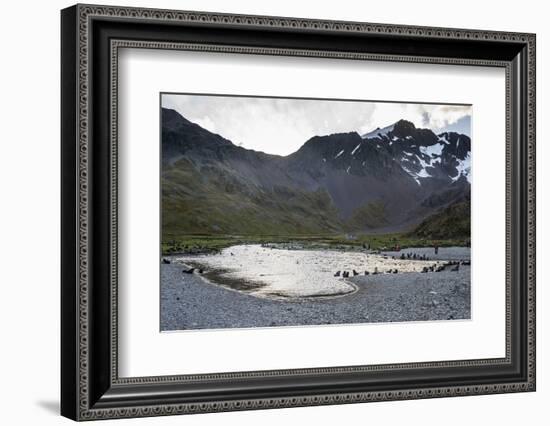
[162,94,471,156]
[362,103,471,135]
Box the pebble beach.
[161,246,471,331]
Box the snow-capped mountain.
[359,120,471,184]
[162,108,471,235]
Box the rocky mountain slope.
[161,107,471,237]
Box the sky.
[162,94,471,156]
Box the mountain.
[411,200,471,240]
[161,108,471,238]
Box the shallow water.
[381,246,471,261]
[173,244,468,299]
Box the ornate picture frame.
[61,4,535,421]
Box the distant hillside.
[411,200,471,240]
[162,159,344,235]
[161,107,471,238]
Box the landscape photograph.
[160,93,472,331]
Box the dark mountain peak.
[362,119,414,135]
[291,131,362,157]
[361,119,438,148]
[392,119,417,136]
[161,107,234,164]
[361,122,396,140]
[307,131,362,145]
[394,121,438,146]
[161,107,232,144]
[162,107,190,125]
[361,119,420,142]
[438,131,471,144]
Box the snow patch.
[334,150,344,159]
[417,168,432,178]
[420,143,444,158]
[402,166,421,185]
[346,166,351,174]
[452,152,471,183]
[361,123,395,140]
[401,154,433,183]
[438,135,450,144]
[416,155,432,170]
[351,143,361,155]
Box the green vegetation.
[162,159,343,237]
[162,232,468,255]
[344,201,389,230]
[411,201,470,241]
[161,159,470,256]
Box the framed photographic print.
[61,4,536,421]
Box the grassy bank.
[162,232,469,255]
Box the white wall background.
[0,0,546,424]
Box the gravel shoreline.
[161,262,471,331]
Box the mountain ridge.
[161,107,471,238]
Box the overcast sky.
[162,94,471,156]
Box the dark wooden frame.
[61,3,536,421]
